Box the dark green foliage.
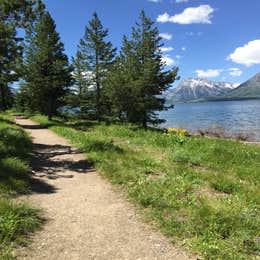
[76,12,116,122]
[103,56,135,121]
[23,12,72,119]
[14,81,32,112]
[104,11,179,127]
[0,12,21,111]
[68,51,96,117]
[0,0,45,111]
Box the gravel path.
[14,117,191,260]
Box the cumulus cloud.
[227,39,260,66]
[176,55,182,59]
[160,46,174,52]
[162,55,175,66]
[157,13,171,23]
[228,68,243,77]
[159,33,173,40]
[196,69,222,78]
[157,5,214,24]
[181,46,186,51]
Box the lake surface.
[160,99,260,141]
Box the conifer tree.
[78,12,116,122]
[0,21,21,110]
[24,12,72,119]
[107,11,178,127]
[103,49,136,121]
[0,0,45,111]
[70,50,95,116]
[136,11,178,127]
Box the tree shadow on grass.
[0,162,57,196]
[0,117,16,125]
[83,140,124,154]
[68,120,99,131]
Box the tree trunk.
[142,113,147,129]
[0,85,6,112]
[47,99,54,121]
[95,49,101,124]
[96,82,101,123]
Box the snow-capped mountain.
[166,78,238,103]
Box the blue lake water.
[160,100,260,141]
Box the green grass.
[32,115,260,259]
[0,113,42,259]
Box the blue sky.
[43,0,260,85]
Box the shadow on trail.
[29,177,57,194]
[22,124,48,130]
[31,143,94,179]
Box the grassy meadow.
[31,114,260,259]
[0,113,41,259]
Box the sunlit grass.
[0,113,42,259]
[32,114,260,259]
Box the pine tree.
[70,50,95,117]
[0,0,45,111]
[78,12,116,122]
[103,46,137,121]
[0,0,44,108]
[0,21,21,110]
[24,12,72,119]
[110,11,179,128]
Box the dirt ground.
[14,116,191,260]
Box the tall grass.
[32,115,260,259]
[0,113,41,259]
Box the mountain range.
[166,72,260,103]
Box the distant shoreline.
[169,96,260,104]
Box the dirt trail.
[14,117,191,260]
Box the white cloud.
[148,0,162,2]
[176,0,189,3]
[227,39,260,66]
[160,46,174,52]
[196,69,222,78]
[176,55,182,59]
[181,46,186,51]
[228,68,243,77]
[157,5,214,24]
[159,33,173,40]
[162,55,175,66]
[157,13,171,23]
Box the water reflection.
[160,100,260,141]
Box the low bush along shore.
[31,114,259,259]
[0,113,41,259]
